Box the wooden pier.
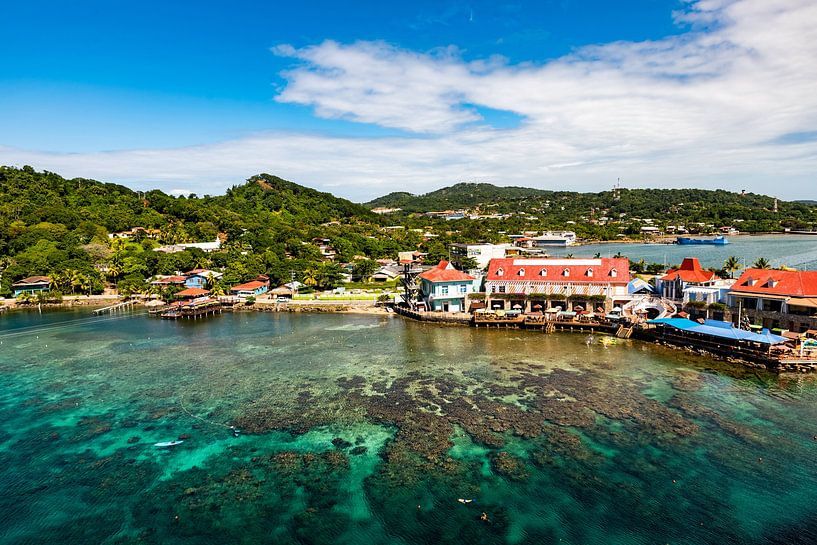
[93,300,136,315]
[159,298,223,320]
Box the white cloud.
[2,0,817,201]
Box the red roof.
[660,258,718,284]
[152,275,187,284]
[486,257,630,283]
[731,269,817,297]
[175,287,210,297]
[419,261,474,282]
[231,280,268,291]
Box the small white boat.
[457,498,473,504]
[154,440,184,447]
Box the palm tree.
[753,257,771,269]
[302,268,318,288]
[614,252,624,259]
[723,256,742,278]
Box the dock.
[159,297,223,319]
[93,300,136,315]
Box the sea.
[2,308,817,545]
[552,234,817,270]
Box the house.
[449,243,513,269]
[418,261,475,313]
[184,269,223,289]
[729,269,817,332]
[683,279,735,305]
[230,278,270,298]
[372,264,402,282]
[657,258,719,301]
[484,257,630,312]
[150,275,188,287]
[154,237,222,254]
[12,276,52,297]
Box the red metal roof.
[175,287,210,297]
[486,257,630,283]
[419,261,474,282]
[231,280,268,291]
[731,268,817,297]
[660,258,718,284]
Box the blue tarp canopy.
[648,318,788,345]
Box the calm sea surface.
[2,310,817,544]
[552,234,817,270]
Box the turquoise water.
[550,234,817,270]
[2,310,817,544]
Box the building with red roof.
[175,287,210,299]
[230,278,270,298]
[484,257,630,312]
[418,261,476,313]
[657,258,720,300]
[729,269,817,332]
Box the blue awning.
[648,318,788,345]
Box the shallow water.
[1,310,817,544]
[551,234,817,270]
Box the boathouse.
[11,276,52,297]
[484,257,630,313]
[729,269,817,332]
[418,261,476,313]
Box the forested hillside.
[367,183,817,233]
[0,167,405,296]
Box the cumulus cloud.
[2,0,817,200]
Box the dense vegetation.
[368,182,817,236]
[2,166,815,298]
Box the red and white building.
[657,258,720,301]
[484,258,631,312]
[729,269,817,331]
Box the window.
[586,268,594,277]
[518,268,526,277]
[459,285,467,293]
[562,268,570,277]
[441,286,449,295]
[539,268,547,277]
[610,268,617,278]
[499,286,506,293]
[497,268,504,277]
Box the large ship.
[676,235,729,245]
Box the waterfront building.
[11,276,52,297]
[656,258,719,301]
[418,261,476,313]
[230,278,270,298]
[449,243,513,269]
[682,278,735,305]
[729,269,817,332]
[372,264,402,282]
[175,287,210,299]
[484,257,630,312]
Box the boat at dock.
[676,235,729,245]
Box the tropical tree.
[302,267,318,288]
[723,256,742,278]
[752,257,771,269]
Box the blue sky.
[2,0,816,200]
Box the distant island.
[1,165,815,299]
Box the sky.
[1,0,816,201]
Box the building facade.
[657,258,719,301]
[729,268,817,332]
[12,276,52,297]
[484,258,630,312]
[419,261,476,313]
